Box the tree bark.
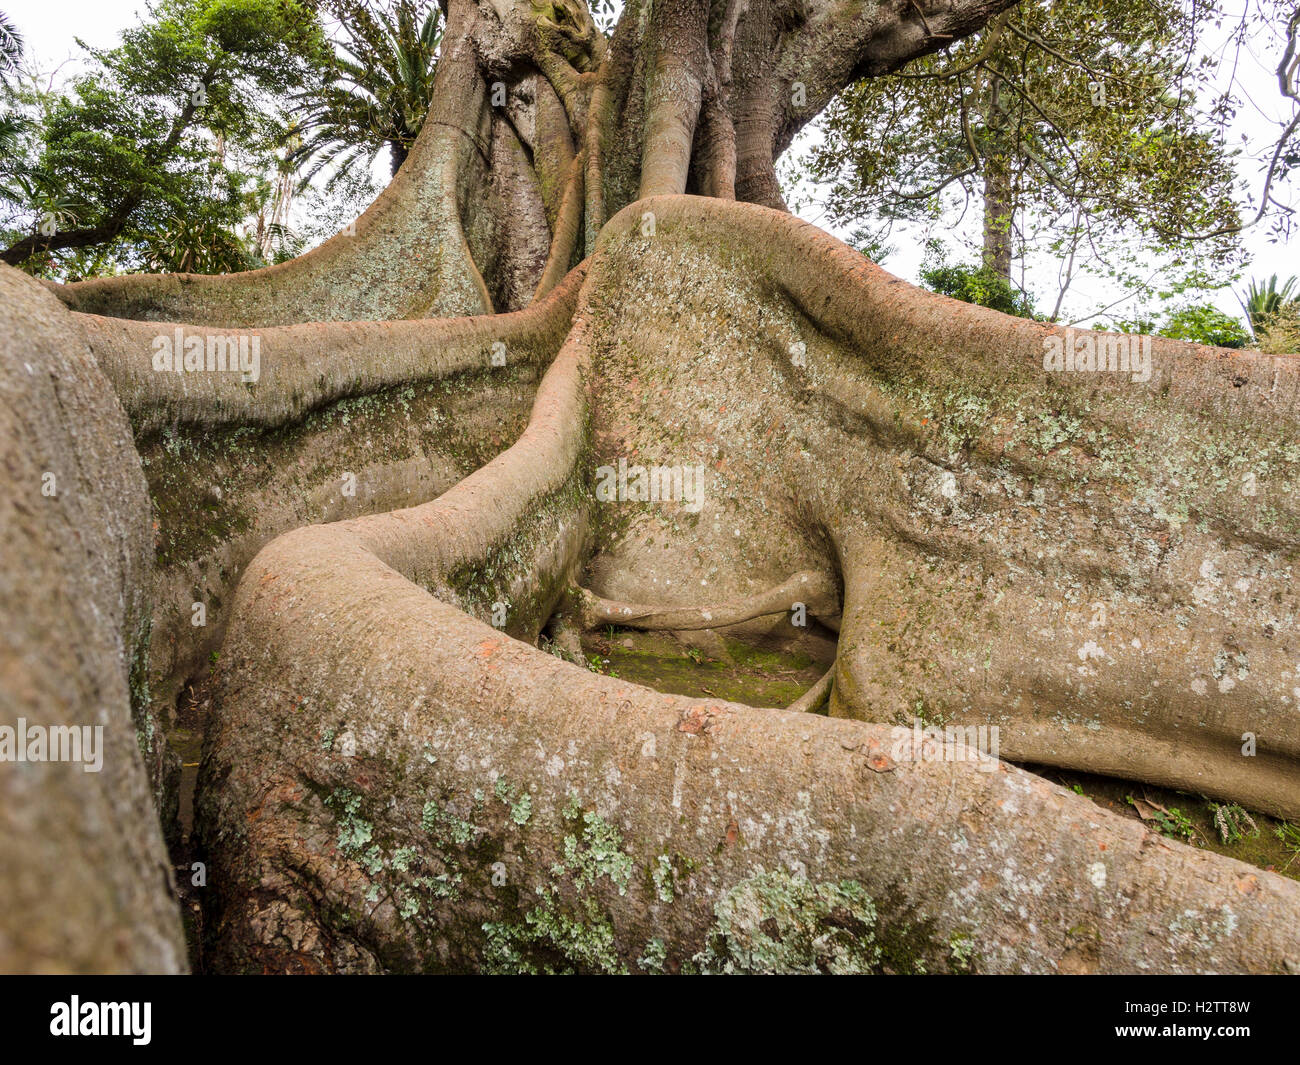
[980,75,1014,281]
[4,0,1299,976]
[192,199,1300,973]
[0,266,186,973]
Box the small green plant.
[1155,807,1196,842]
[919,256,1036,319]
[948,932,977,973]
[685,646,703,664]
[1154,806,1190,842]
[1157,304,1250,348]
[1276,822,1300,870]
[585,655,618,678]
[541,637,571,662]
[1209,802,1258,845]
[1127,796,1197,843]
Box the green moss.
[587,628,828,708]
[651,855,676,902]
[494,777,533,826]
[144,428,253,568]
[141,366,537,569]
[482,891,626,975]
[693,869,883,975]
[475,797,640,974]
[442,468,591,634]
[637,937,668,973]
[646,850,695,904]
[128,615,156,765]
[326,788,374,854]
[421,799,478,846]
[314,783,493,935]
[556,806,635,895]
[948,932,977,973]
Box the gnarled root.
[573,569,838,632]
[788,662,835,714]
[196,198,1300,972]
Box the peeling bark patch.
[676,703,729,734]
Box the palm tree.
[1,13,37,250]
[1239,274,1300,339]
[287,0,442,188]
[0,110,22,159]
[0,10,22,88]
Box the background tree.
[288,0,443,185]
[0,0,330,273]
[918,238,1038,318]
[0,9,21,87]
[1257,300,1300,351]
[1154,302,1252,347]
[799,0,1245,320]
[1113,300,1252,347]
[1240,272,1300,337]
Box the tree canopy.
[799,0,1267,321]
[0,0,330,274]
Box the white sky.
[6,0,1296,325]
[781,1,1299,326]
[6,0,133,72]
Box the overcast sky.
[5,0,1295,325]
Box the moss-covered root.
[201,569,1300,974]
[79,264,586,437]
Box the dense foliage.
[800,0,1250,321]
[0,0,331,276]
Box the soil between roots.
[578,626,835,707]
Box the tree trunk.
[4,0,1300,975]
[981,152,1013,281]
[980,75,1013,282]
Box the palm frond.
[290,1,441,186]
[0,9,24,86]
[1238,274,1300,337]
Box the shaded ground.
[579,626,835,707]
[169,681,211,969]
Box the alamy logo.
[594,459,707,513]
[152,328,261,383]
[1042,328,1152,383]
[889,719,1000,771]
[50,997,151,1045]
[0,718,103,772]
